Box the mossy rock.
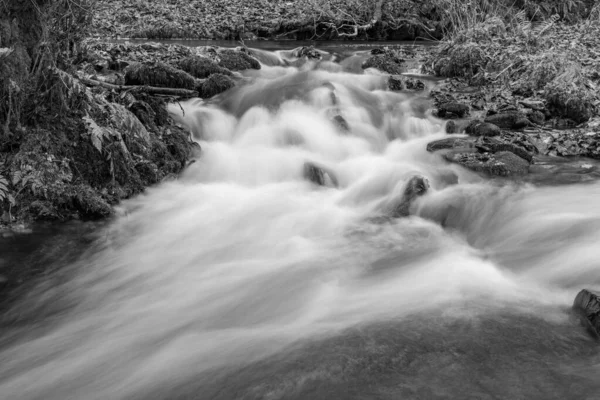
[362,52,405,75]
[545,66,594,124]
[198,73,235,98]
[217,50,261,71]
[177,56,233,79]
[124,62,196,89]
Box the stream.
[1,45,600,400]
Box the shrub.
[545,63,595,123]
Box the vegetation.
[0,0,194,225]
[425,0,600,123]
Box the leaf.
[82,115,108,152]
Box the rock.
[426,137,475,152]
[388,75,425,91]
[445,120,457,134]
[438,102,469,118]
[519,99,545,111]
[362,52,405,75]
[124,62,196,89]
[573,289,600,337]
[475,136,535,163]
[444,151,530,177]
[217,49,261,71]
[527,110,545,125]
[303,162,338,187]
[465,121,501,137]
[197,73,235,98]
[484,112,530,130]
[392,176,430,217]
[292,46,321,60]
[332,115,349,132]
[178,56,233,78]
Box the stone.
[484,112,530,130]
[573,289,600,337]
[475,137,535,163]
[519,99,545,111]
[391,176,430,217]
[332,115,349,132]
[426,137,475,152]
[438,102,469,118]
[465,121,501,137]
[388,75,425,91]
[444,151,530,177]
[303,162,338,187]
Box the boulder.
[124,62,196,89]
[475,136,535,163]
[292,46,321,60]
[391,176,430,217]
[573,289,600,338]
[177,56,233,78]
[197,73,235,98]
[465,121,501,137]
[362,52,405,75]
[217,49,261,71]
[484,112,530,130]
[438,102,469,118]
[444,151,530,177]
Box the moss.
[362,52,405,75]
[124,62,196,89]
[217,50,261,71]
[545,64,595,123]
[198,73,235,98]
[178,56,232,78]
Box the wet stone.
[485,112,530,130]
[465,121,501,137]
[573,289,600,338]
[426,137,475,152]
[438,102,469,118]
[444,151,530,177]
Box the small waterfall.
[1,46,600,400]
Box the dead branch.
[79,76,199,98]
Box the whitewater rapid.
[1,49,600,400]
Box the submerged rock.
[438,102,469,118]
[484,112,530,130]
[303,162,338,187]
[573,289,600,338]
[391,176,430,218]
[332,115,349,132]
[465,121,501,137]
[444,151,530,177]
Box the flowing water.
[1,47,600,400]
